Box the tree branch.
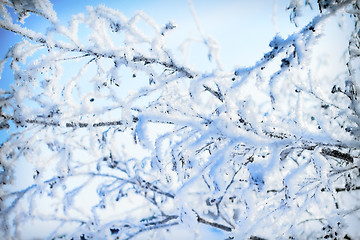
[196,215,232,232]
[335,186,360,192]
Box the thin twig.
[197,215,232,232]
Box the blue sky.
[1,0,351,81]
[0,0,281,145]
[0,0,353,150]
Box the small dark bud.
[331,85,337,94]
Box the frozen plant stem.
[0,0,359,239]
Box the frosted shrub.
[0,0,359,239]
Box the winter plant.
[0,0,359,239]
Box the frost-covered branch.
[0,0,359,239]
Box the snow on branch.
[0,0,359,239]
